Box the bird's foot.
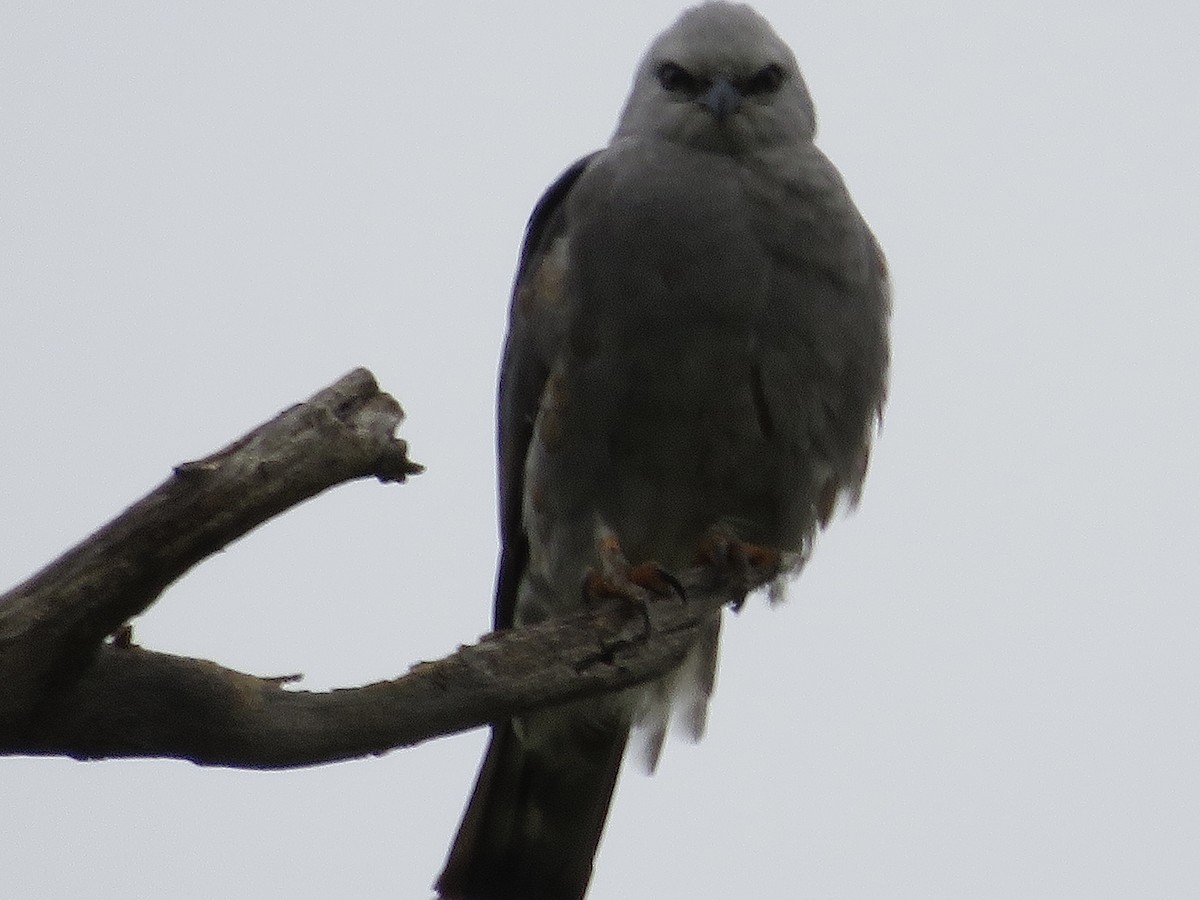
[694,527,782,611]
[583,534,685,637]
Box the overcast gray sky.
[3,2,1199,897]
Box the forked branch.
[0,368,773,768]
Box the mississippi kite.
[437,4,889,898]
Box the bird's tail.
[435,717,630,900]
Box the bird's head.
[614,3,816,154]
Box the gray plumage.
[437,4,889,898]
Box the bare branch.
[0,366,777,770]
[0,368,421,729]
[9,560,773,768]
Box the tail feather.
[436,718,629,900]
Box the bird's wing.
[494,152,599,630]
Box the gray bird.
[436,4,889,898]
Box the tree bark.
[0,368,775,768]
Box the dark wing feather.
[493,153,598,630]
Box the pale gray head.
[614,3,816,153]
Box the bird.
[435,4,889,898]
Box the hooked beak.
[698,76,743,122]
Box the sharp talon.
[582,571,652,637]
[582,533,684,638]
[658,568,687,602]
[649,566,686,603]
[695,527,783,605]
[626,562,686,600]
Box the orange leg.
[582,533,684,635]
[694,527,782,610]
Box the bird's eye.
[656,61,699,95]
[741,63,785,96]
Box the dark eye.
[741,63,785,96]
[656,61,700,95]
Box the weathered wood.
[0,367,775,769]
[0,368,420,729]
[11,560,766,768]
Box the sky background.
[3,1,1199,897]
